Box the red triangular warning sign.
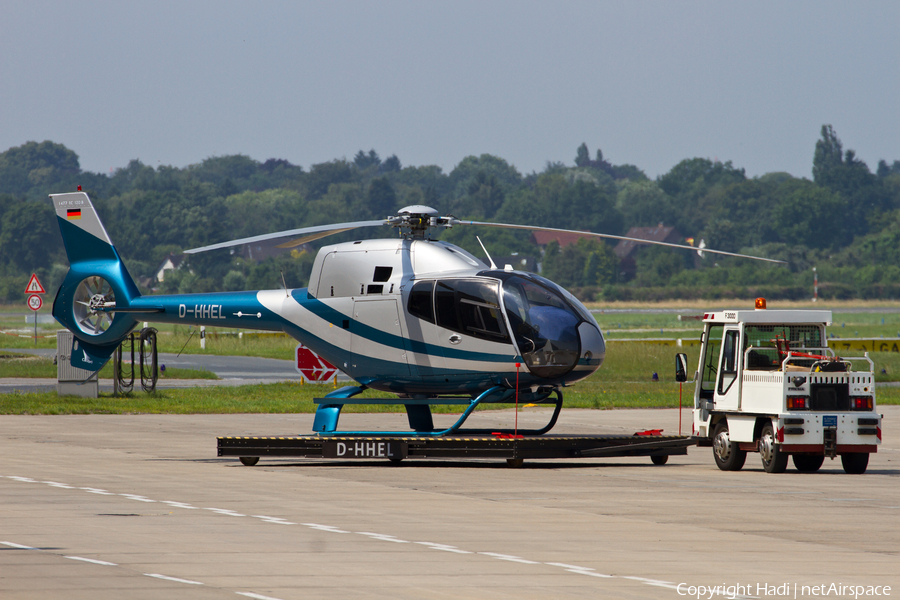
[25,273,46,294]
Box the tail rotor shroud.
[72,275,116,336]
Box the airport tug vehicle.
[682,299,881,474]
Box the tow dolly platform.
[218,433,697,467]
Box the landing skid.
[311,385,563,437]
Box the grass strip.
[1,381,896,415]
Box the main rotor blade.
[459,221,787,264]
[183,220,388,254]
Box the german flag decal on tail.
[67,209,82,220]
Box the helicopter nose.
[574,321,605,376]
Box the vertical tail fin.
[51,192,141,370]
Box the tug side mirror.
[675,353,688,383]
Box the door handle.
[449,334,461,345]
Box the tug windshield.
[501,275,582,378]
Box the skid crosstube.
[217,434,697,463]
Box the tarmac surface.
[2,406,898,599]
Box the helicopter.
[50,190,783,435]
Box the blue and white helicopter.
[50,191,782,436]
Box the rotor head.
[388,205,459,239]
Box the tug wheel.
[506,458,524,468]
[651,454,669,465]
[712,421,746,471]
[239,456,260,466]
[841,453,869,475]
[792,454,824,473]
[759,424,788,473]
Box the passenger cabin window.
[435,281,459,331]
[408,280,435,323]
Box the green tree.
[541,238,618,288]
[0,200,62,272]
[354,149,381,170]
[616,181,677,227]
[306,160,354,200]
[186,155,259,187]
[0,140,79,173]
[366,177,398,219]
[812,125,877,196]
[633,246,689,286]
[811,125,886,237]
[560,179,623,234]
[657,158,746,233]
[0,141,81,197]
[380,155,402,173]
[448,154,522,201]
[769,179,847,249]
[658,158,746,199]
[453,171,505,219]
[582,239,618,286]
[575,143,590,167]
[223,270,247,291]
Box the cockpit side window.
[455,280,509,342]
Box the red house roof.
[613,225,681,258]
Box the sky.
[2,1,898,180]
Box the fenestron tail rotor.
[73,276,116,336]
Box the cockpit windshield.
[501,275,582,378]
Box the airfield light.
[755,297,767,310]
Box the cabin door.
[350,298,411,377]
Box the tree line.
[1,126,899,303]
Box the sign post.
[25,273,46,344]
